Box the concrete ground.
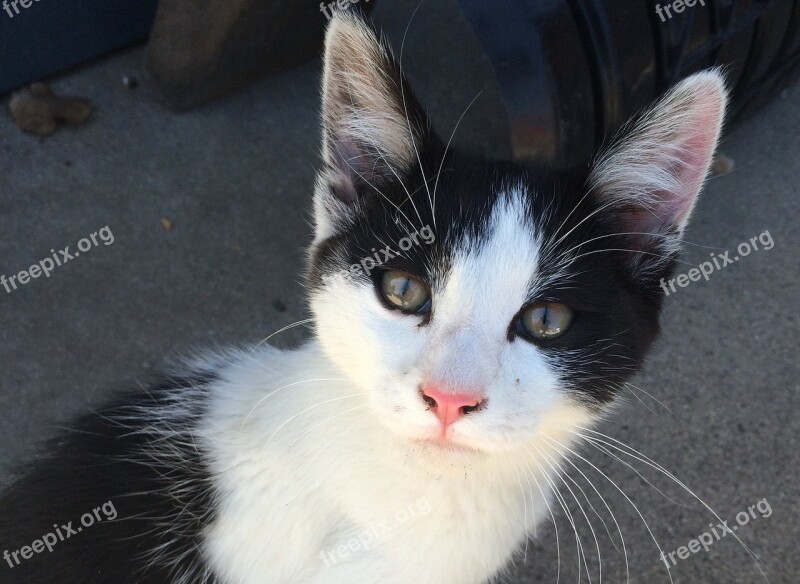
[0,1,797,582]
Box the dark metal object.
[460,0,800,163]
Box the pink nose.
[421,384,484,426]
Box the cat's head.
[307,14,726,458]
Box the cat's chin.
[404,433,498,464]
[414,437,481,454]
[406,437,489,470]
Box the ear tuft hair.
[313,13,429,241]
[588,69,728,274]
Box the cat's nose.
[420,384,485,426]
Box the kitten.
[0,13,726,584]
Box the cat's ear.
[588,70,728,275]
[314,13,429,240]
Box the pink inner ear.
[625,134,708,236]
[624,94,724,237]
[328,132,364,198]
[668,105,723,226]
[591,72,727,244]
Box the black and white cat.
[0,13,727,584]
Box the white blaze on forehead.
[423,188,543,387]
[439,187,542,323]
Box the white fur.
[195,188,598,584]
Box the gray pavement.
[0,1,797,582]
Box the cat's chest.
[315,471,538,584]
[204,434,540,584]
[201,363,546,584]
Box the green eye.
[520,302,573,340]
[380,270,430,313]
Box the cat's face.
[308,14,726,457]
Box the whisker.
[624,381,680,420]
[620,385,661,417]
[521,461,561,584]
[567,248,696,268]
[555,231,723,263]
[432,89,485,222]
[261,392,368,453]
[544,444,619,553]
[545,438,630,584]
[573,427,769,580]
[582,438,689,509]
[397,0,435,227]
[543,432,675,584]
[542,197,622,263]
[345,157,419,235]
[524,443,588,583]
[533,443,600,584]
[515,467,530,564]
[288,403,369,447]
[252,319,313,351]
[363,139,425,228]
[239,378,349,430]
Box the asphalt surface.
[0,1,797,582]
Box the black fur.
[0,373,219,584]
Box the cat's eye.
[380,270,431,314]
[519,302,573,340]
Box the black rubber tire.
[460,0,800,163]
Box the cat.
[0,12,727,584]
